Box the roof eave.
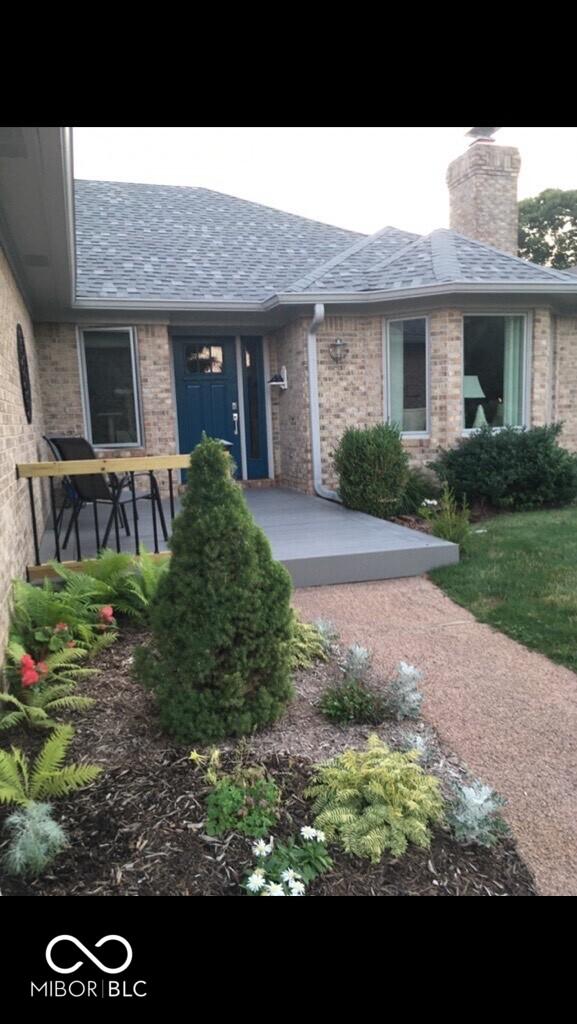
[69,279,577,317]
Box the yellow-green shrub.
[306,735,443,862]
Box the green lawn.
[430,507,577,672]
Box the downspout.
[306,303,341,502]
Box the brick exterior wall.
[29,308,577,506]
[0,249,46,652]
[446,143,521,255]
[267,318,312,491]
[555,316,577,451]
[316,315,382,490]
[35,322,178,491]
[531,308,555,425]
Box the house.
[2,125,577,647]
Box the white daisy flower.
[263,882,285,896]
[252,836,274,858]
[281,868,301,884]
[300,825,317,841]
[246,871,267,893]
[288,880,306,895]
[313,829,326,843]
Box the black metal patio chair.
[44,436,168,552]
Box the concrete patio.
[38,487,458,587]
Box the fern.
[10,577,114,659]
[0,724,101,806]
[0,686,94,732]
[53,547,168,621]
[306,735,444,862]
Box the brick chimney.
[446,130,521,255]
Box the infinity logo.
[46,935,133,975]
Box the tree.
[135,436,293,743]
[518,188,577,268]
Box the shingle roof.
[74,181,577,304]
[74,181,362,301]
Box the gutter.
[68,279,577,316]
[306,303,341,503]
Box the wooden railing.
[17,455,190,580]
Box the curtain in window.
[503,317,524,426]
[389,322,405,429]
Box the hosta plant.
[306,735,444,862]
[448,780,509,847]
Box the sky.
[73,127,577,236]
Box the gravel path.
[294,577,577,897]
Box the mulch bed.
[0,626,537,896]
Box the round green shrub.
[333,424,409,518]
[134,437,294,743]
[432,424,577,511]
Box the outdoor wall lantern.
[329,337,349,364]
[268,365,288,390]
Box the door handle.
[232,411,239,436]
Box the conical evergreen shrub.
[135,437,294,743]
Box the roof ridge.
[364,232,427,276]
[287,225,409,292]
[449,230,574,281]
[430,229,462,281]
[74,179,363,239]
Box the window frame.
[383,315,431,437]
[461,312,531,436]
[77,326,143,449]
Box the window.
[387,317,428,433]
[185,343,223,374]
[463,315,526,430]
[79,328,141,447]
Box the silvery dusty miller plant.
[386,662,423,720]
[402,731,430,761]
[448,780,509,847]
[3,802,68,877]
[313,619,339,654]
[342,643,372,681]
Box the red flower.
[20,654,40,687]
[54,622,69,633]
[99,605,115,625]
[37,662,49,675]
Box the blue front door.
[173,337,242,474]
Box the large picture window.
[387,317,428,433]
[79,328,141,447]
[463,315,526,430]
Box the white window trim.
[77,326,143,448]
[382,315,431,437]
[461,312,531,436]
